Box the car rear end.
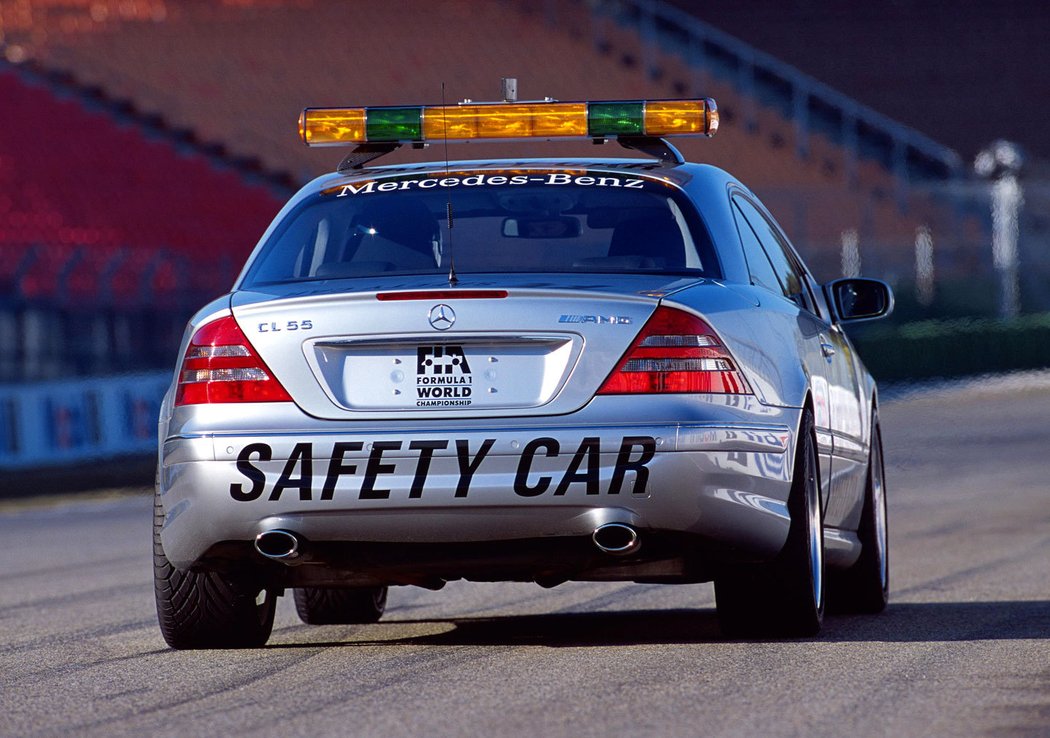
[157,163,798,591]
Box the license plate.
[312,337,575,411]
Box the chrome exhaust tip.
[592,523,641,556]
[254,529,301,561]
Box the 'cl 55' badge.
[428,304,456,331]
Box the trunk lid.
[231,274,702,420]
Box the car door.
[730,194,835,510]
[805,287,869,529]
[732,194,867,528]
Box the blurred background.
[1,0,1048,485]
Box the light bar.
[299,98,718,146]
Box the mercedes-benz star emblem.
[428,304,456,331]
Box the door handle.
[819,339,836,359]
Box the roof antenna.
[440,82,458,287]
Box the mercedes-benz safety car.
[154,96,893,648]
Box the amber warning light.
[299,98,718,146]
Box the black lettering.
[609,436,656,495]
[554,436,601,496]
[360,441,402,499]
[270,443,313,501]
[417,345,471,376]
[408,440,449,498]
[448,346,470,374]
[455,438,495,498]
[416,386,472,398]
[230,443,271,501]
[417,346,438,374]
[513,437,560,497]
[322,441,363,500]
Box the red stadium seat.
[0,70,281,306]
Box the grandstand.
[0,62,284,379]
[0,0,984,382]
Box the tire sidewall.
[780,409,825,632]
[799,411,825,622]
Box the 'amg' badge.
[559,314,632,325]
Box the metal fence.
[824,174,1050,324]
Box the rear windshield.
[240,170,720,287]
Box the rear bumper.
[158,415,799,573]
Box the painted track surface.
[2,380,1048,737]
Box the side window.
[732,202,783,296]
[734,197,811,311]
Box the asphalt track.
[2,376,1048,737]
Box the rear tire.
[153,491,276,649]
[294,586,388,625]
[828,416,889,614]
[715,409,825,638]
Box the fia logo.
[417,346,471,376]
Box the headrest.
[609,214,685,268]
[351,197,437,255]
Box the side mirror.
[824,278,894,323]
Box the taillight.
[174,316,292,405]
[597,306,750,394]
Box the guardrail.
[0,372,169,469]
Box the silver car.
[154,98,892,648]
